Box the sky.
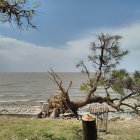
[0,0,140,72]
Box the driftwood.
[42,88,75,118]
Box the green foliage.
[78,34,140,98]
[107,69,140,96]
[111,81,125,95]
[0,0,4,2]
[124,76,134,90]
[134,71,140,84]
[78,34,136,96]
[109,69,129,95]
[89,33,129,71]
[133,71,140,97]
[80,82,90,92]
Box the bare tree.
[0,0,38,29]
[49,33,140,116]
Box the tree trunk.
[82,114,97,140]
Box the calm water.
[0,73,116,103]
[0,73,87,103]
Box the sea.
[0,72,116,104]
[0,72,86,103]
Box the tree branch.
[66,81,72,93]
[0,0,37,29]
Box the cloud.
[0,21,140,72]
[66,21,140,72]
[0,35,89,72]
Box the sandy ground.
[0,103,41,117]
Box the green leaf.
[80,83,89,92]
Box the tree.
[48,33,140,117]
[0,0,38,29]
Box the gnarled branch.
[0,0,37,29]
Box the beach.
[0,98,139,121]
[0,72,139,120]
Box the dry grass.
[0,116,140,140]
[99,119,140,140]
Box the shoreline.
[0,103,42,118]
[0,98,139,120]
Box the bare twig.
[66,81,72,93]
[0,0,37,29]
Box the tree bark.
[82,114,97,140]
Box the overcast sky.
[0,0,140,72]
